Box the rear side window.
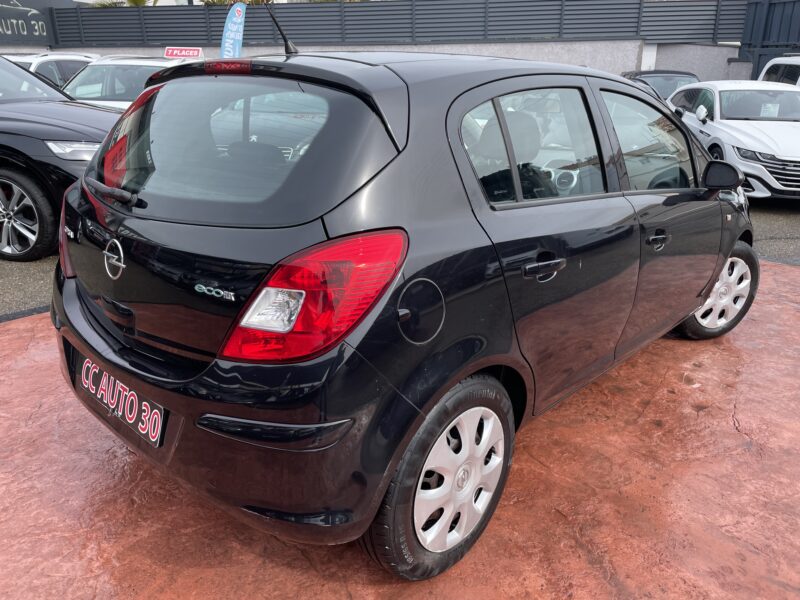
[461,88,605,204]
[87,76,396,227]
[602,92,695,191]
[34,61,62,86]
[461,101,516,204]
[64,65,162,102]
[763,64,782,82]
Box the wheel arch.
[0,145,57,207]
[738,229,754,246]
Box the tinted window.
[34,61,62,86]
[64,64,162,102]
[763,64,783,82]
[0,58,65,102]
[498,88,604,200]
[87,76,396,227]
[694,89,715,118]
[602,92,695,191]
[781,64,800,85]
[461,101,516,204]
[58,59,90,83]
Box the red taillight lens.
[221,230,408,363]
[58,196,75,278]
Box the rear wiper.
[84,176,137,205]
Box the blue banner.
[220,2,247,59]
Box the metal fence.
[741,0,800,76]
[49,0,748,48]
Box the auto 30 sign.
[0,0,56,45]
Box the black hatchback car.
[53,53,757,580]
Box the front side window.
[602,92,695,191]
[694,89,715,118]
[58,60,89,83]
[673,87,700,112]
[461,88,605,204]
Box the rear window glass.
[86,76,397,227]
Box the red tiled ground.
[1,262,799,599]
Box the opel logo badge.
[103,239,126,280]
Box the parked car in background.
[621,69,700,100]
[0,58,119,261]
[62,56,186,110]
[758,55,800,86]
[668,80,800,200]
[54,53,757,581]
[3,52,98,88]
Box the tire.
[674,240,759,340]
[0,168,57,262]
[359,374,515,580]
[709,145,724,161]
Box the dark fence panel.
[741,0,800,77]
[49,0,747,49]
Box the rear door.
[449,76,640,411]
[588,78,722,357]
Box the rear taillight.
[221,230,408,363]
[58,196,75,278]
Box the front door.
[449,76,640,410]
[589,80,723,357]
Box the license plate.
[76,355,166,447]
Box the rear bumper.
[52,267,420,545]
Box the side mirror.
[703,160,744,191]
[695,105,709,124]
[674,107,685,118]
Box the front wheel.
[674,240,759,340]
[0,169,56,262]
[359,374,515,580]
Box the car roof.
[89,55,185,66]
[678,80,800,92]
[764,56,800,66]
[623,69,698,78]
[2,52,97,61]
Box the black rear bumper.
[52,266,420,545]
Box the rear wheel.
[359,374,515,580]
[674,241,759,340]
[0,169,56,262]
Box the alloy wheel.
[0,179,39,256]
[694,256,752,329]
[414,406,505,553]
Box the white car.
[758,56,800,86]
[668,80,800,200]
[2,52,98,87]
[62,56,186,110]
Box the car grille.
[760,155,800,189]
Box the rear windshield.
[638,74,699,99]
[86,75,397,227]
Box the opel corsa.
[53,53,758,580]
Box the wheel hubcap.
[413,406,505,553]
[0,179,39,256]
[694,256,751,329]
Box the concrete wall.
[2,40,751,81]
[654,43,752,81]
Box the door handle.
[522,258,567,281]
[646,230,671,252]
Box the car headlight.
[734,147,758,161]
[45,141,101,162]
